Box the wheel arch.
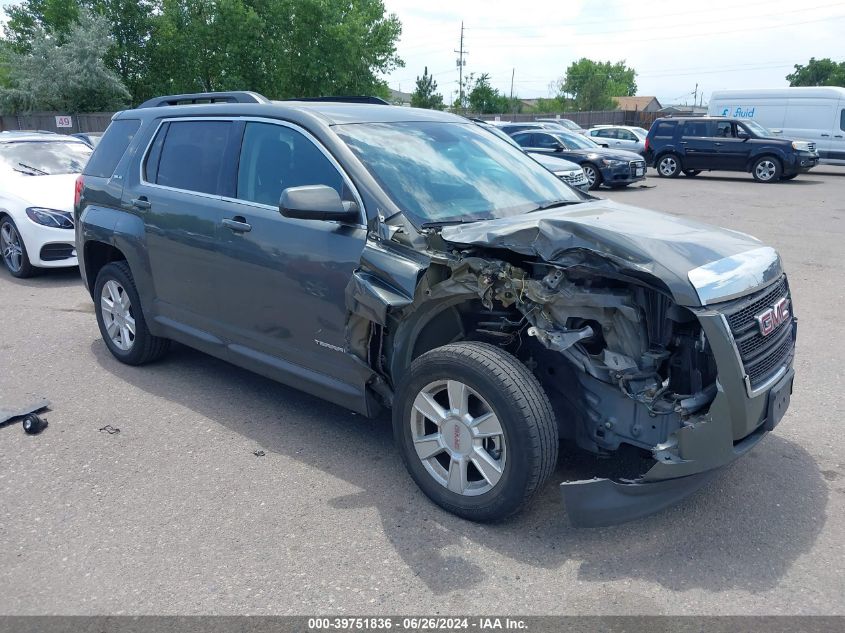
[83,240,127,298]
[746,151,784,173]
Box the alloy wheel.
[755,160,777,181]
[100,279,136,351]
[1,221,23,273]
[583,165,598,187]
[410,379,507,496]
[659,156,678,176]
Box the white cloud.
[382,0,845,104]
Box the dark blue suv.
[644,117,819,182]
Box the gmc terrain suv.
[76,92,797,527]
[645,116,819,181]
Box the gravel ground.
[1,166,843,615]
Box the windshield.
[743,120,771,136]
[552,131,601,150]
[559,119,582,131]
[631,128,648,139]
[336,121,583,226]
[0,140,92,175]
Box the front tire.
[1,217,36,278]
[656,153,681,177]
[781,173,798,181]
[683,169,701,177]
[393,342,558,522]
[582,163,602,190]
[94,261,170,365]
[752,156,782,182]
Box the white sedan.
[0,132,92,277]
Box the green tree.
[556,58,637,111]
[468,73,499,113]
[0,9,130,113]
[410,66,444,109]
[0,42,11,88]
[2,0,81,52]
[787,58,845,86]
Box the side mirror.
[599,143,609,148]
[554,144,565,152]
[280,185,359,223]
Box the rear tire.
[656,154,681,177]
[393,342,558,522]
[1,217,37,278]
[752,156,782,182]
[582,163,602,190]
[94,261,170,365]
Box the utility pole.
[510,67,515,116]
[455,22,467,112]
[693,83,698,107]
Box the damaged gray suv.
[76,92,796,527]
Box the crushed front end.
[431,213,797,526]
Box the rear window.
[83,119,141,178]
[148,120,233,195]
[652,121,677,137]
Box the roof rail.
[282,96,390,105]
[137,91,269,109]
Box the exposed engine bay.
[417,251,719,462]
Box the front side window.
[534,133,562,149]
[715,121,734,138]
[0,140,92,176]
[618,129,637,141]
[840,108,844,132]
[549,131,599,150]
[236,122,343,207]
[151,121,233,195]
[336,121,582,226]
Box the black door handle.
[131,197,151,211]
[820,134,830,137]
[222,217,252,233]
[835,135,843,139]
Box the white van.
[708,87,845,165]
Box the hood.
[532,153,582,172]
[439,199,781,307]
[2,173,79,212]
[560,147,643,162]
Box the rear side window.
[593,128,615,139]
[236,122,343,207]
[681,120,712,137]
[149,120,233,195]
[652,121,676,137]
[83,119,140,178]
[841,108,845,132]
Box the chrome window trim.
[137,115,367,227]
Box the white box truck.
[708,87,845,165]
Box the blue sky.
[3,0,844,105]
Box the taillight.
[644,137,650,152]
[74,175,84,209]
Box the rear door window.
[681,120,712,137]
[840,108,845,131]
[236,122,343,207]
[534,133,561,150]
[150,120,233,195]
[84,119,141,178]
[593,128,615,139]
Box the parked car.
[588,125,646,155]
[77,91,796,527]
[497,122,559,136]
[0,131,92,277]
[72,132,104,148]
[708,87,845,164]
[535,118,586,134]
[475,121,590,192]
[510,128,646,189]
[645,116,819,182]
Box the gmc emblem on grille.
[755,297,790,336]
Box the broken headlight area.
[429,254,719,461]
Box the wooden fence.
[0,112,115,134]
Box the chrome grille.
[721,275,795,389]
[630,160,646,177]
[807,141,816,152]
[561,171,588,187]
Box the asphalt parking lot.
[1,166,844,616]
